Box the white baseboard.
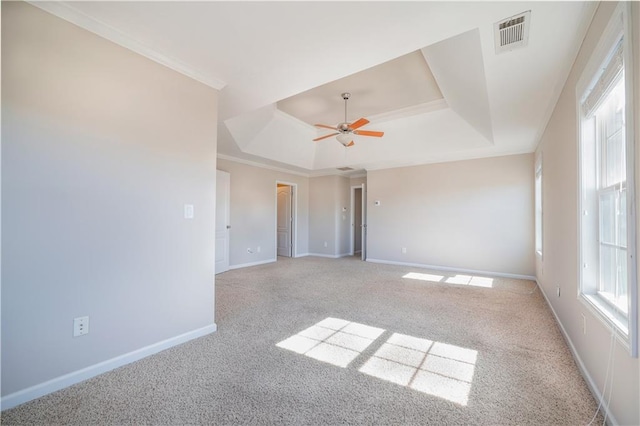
[536,283,617,426]
[1,323,217,411]
[229,258,275,270]
[365,258,536,281]
[295,253,310,258]
[306,253,352,259]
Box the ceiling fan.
[313,93,384,147]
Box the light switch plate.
[184,204,194,219]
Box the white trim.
[229,258,276,270]
[537,283,619,426]
[535,152,543,260]
[349,173,367,179]
[216,155,367,179]
[349,185,359,256]
[576,2,637,357]
[366,99,448,124]
[621,0,637,359]
[28,1,226,90]
[0,324,217,411]
[217,154,310,178]
[366,258,536,281]
[275,181,297,258]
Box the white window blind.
[582,40,623,118]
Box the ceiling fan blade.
[353,130,384,137]
[314,124,338,130]
[313,132,339,142]
[346,141,355,147]
[349,118,370,130]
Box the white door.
[215,170,230,274]
[277,185,292,257]
[361,183,367,261]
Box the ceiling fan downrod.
[339,92,351,133]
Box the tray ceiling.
[31,1,598,175]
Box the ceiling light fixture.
[336,133,353,145]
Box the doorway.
[215,170,230,274]
[350,183,367,260]
[276,182,296,258]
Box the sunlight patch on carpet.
[359,333,477,406]
[277,318,478,406]
[403,272,494,288]
[276,318,384,368]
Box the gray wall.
[309,176,337,255]
[309,175,350,257]
[336,176,351,256]
[2,2,218,397]
[535,2,640,424]
[216,158,309,265]
[367,154,535,276]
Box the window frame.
[576,2,637,357]
[535,155,543,258]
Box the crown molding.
[367,99,448,124]
[217,154,311,177]
[28,1,227,91]
[216,154,368,179]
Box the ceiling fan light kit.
[313,92,384,147]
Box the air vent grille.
[337,167,354,171]
[494,11,530,54]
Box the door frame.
[350,185,360,256]
[275,181,297,258]
[350,183,366,258]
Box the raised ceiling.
[277,51,444,127]
[32,1,598,176]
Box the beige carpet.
[2,256,603,425]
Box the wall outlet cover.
[73,316,89,337]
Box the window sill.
[580,293,629,343]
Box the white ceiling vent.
[337,167,354,171]
[494,11,530,54]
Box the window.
[578,4,636,356]
[535,157,543,257]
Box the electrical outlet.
[257,246,261,253]
[401,247,407,254]
[324,241,328,248]
[582,314,586,334]
[73,316,89,337]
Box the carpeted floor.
[1,256,603,425]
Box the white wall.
[535,2,640,424]
[216,158,309,266]
[2,2,218,401]
[367,154,534,277]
